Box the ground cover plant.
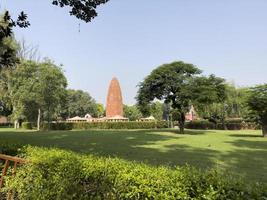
[1,147,266,200]
[0,128,266,183]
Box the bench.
[0,154,26,200]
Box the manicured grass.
[0,128,266,182]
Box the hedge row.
[2,147,266,200]
[22,121,169,130]
[185,120,260,130]
[0,123,13,127]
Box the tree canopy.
[9,60,67,128]
[247,84,267,137]
[137,61,226,133]
[123,105,142,121]
[52,0,110,22]
[63,89,98,118]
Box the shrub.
[185,120,260,130]
[21,122,33,130]
[41,122,73,131]
[3,147,267,200]
[36,121,168,131]
[185,120,216,130]
[0,142,22,156]
[0,123,13,128]
[72,121,168,130]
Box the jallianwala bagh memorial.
[67,77,129,122]
[67,77,196,122]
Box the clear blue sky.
[1,0,267,105]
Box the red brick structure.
[0,116,8,123]
[106,77,124,118]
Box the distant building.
[0,116,8,124]
[67,77,129,123]
[66,114,97,122]
[185,106,198,121]
[139,116,156,122]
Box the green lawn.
[0,128,266,182]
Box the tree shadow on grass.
[229,134,263,138]
[221,139,267,182]
[0,129,266,182]
[225,139,267,150]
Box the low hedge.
[22,121,169,130]
[2,147,267,200]
[185,120,260,130]
[72,121,168,130]
[0,123,13,128]
[0,142,22,156]
[185,120,216,130]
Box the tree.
[247,84,267,137]
[137,61,226,134]
[96,103,105,118]
[0,14,19,117]
[150,101,164,121]
[64,89,98,118]
[137,61,200,133]
[123,105,142,121]
[3,0,109,31]
[194,83,249,126]
[51,0,110,22]
[0,13,20,70]
[9,60,67,130]
[190,75,227,126]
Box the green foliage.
[73,121,168,130]
[0,12,19,70]
[185,120,259,130]
[185,120,216,130]
[247,84,267,136]
[123,105,142,121]
[0,123,13,127]
[0,13,20,116]
[137,61,226,133]
[4,147,267,200]
[247,84,267,124]
[41,122,73,131]
[62,89,98,119]
[52,0,110,22]
[96,103,105,118]
[196,84,249,124]
[0,142,22,156]
[9,60,67,123]
[22,121,168,130]
[150,101,164,121]
[21,122,33,130]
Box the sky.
[1,0,267,105]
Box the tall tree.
[150,102,164,121]
[123,105,142,121]
[137,61,201,133]
[64,89,98,118]
[96,103,105,118]
[9,60,67,130]
[247,84,267,137]
[137,61,226,133]
[195,83,249,125]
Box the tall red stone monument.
[106,77,124,118]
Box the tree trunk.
[179,112,186,134]
[262,125,267,137]
[37,108,41,131]
[14,120,18,129]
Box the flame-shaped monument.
[106,77,124,119]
